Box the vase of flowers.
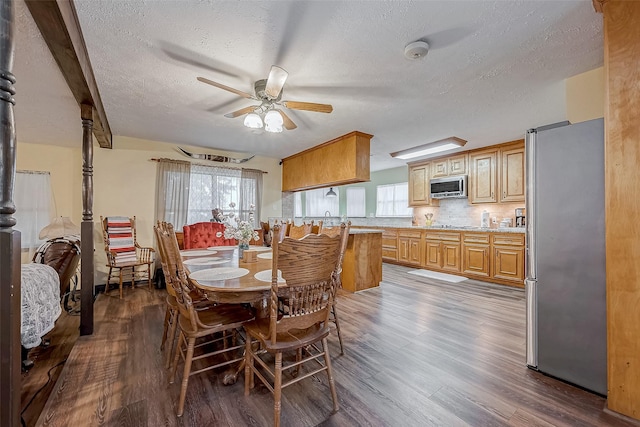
[220,203,260,253]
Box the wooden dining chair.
[274,219,290,242]
[101,216,155,299]
[287,221,313,239]
[311,220,323,234]
[155,222,255,417]
[319,225,350,355]
[243,223,349,427]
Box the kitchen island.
[341,228,383,292]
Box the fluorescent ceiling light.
[390,137,467,160]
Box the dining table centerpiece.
[221,203,260,251]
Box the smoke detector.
[404,40,429,60]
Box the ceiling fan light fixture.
[390,136,467,160]
[244,113,263,129]
[264,110,284,126]
[264,122,283,133]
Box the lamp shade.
[39,216,80,240]
[326,187,337,197]
[244,113,263,129]
[264,110,284,126]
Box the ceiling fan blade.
[265,66,288,99]
[282,100,333,113]
[197,77,257,100]
[224,106,258,118]
[276,109,297,130]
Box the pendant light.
[325,187,337,197]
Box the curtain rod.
[17,170,50,175]
[149,157,267,174]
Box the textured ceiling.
[15,0,603,171]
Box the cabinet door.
[448,154,468,176]
[470,149,498,203]
[409,239,421,265]
[409,164,429,206]
[501,144,525,202]
[493,246,524,283]
[462,244,490,277]
[398,238,410,263]
[441,242,461,272]
[431,159,448,178]
[424,240,442,269]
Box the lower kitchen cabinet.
[382,229,398,262]
[398,230,422,266]
[462,233,491,278]
[425,231,461,272]
[491,233,525,285]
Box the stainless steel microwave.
[430,175,468,199]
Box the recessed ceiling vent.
[404,40,429,60]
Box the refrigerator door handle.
[526,278,538,368]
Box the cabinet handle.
[503,191,506,198]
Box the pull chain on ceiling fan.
[197,65,333,132]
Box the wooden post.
[80,104,94,336]
[0,1,21,425]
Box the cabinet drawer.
[382,248,398,260]
[492,233,525,246]
[382,237,398,248]
[398,230,422,239]
[425,232,461,242]
[463,232,490,244]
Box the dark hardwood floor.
[27,264,634,427]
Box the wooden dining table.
[180,246,279,384]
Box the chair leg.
[244,335,253,396]
[322,337,339,413]
[131,266,135,290]
[106,267,112,295]
[147,263,152,291]
[161,305,170,350]
[176,336,195,417]
[169,331,184,384]
[274,352,283,427]
[119,268,124,299]
[293,348,302,377]
[165,311,179,369]
[332,304,345,355]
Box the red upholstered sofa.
[182,222,235,249]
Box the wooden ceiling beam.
[24,0,112,148]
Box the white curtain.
[240,168,263,227]
[306,188,339,217]
[376,183,412,217]
[155,159,191,228]
[346,187,366,217]
[15,171,55,262]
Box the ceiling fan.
[197,65,333,132]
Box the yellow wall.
[566,67,605,123]
[16,136,283,281]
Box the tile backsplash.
[414,199,525,228]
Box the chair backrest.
[261,221,272,247]
[182,221,234,249]
[101,216,138,265]
[320,222,351,288]
[287,221,313,239]
[311,220,323,234]
[155,221,203,331]
[274,220,290,243]
[32,238,81,297]
[268,223,350,343]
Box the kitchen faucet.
[324,210,331,219]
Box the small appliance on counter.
[480,210,490,228]
[515,208,526,227]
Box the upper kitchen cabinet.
[281,131,373,192]
[500,141,525,203]
[470,148,498,203]
[408,162,438,206]
[432,153,468,178]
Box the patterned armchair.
[182,222,235,249]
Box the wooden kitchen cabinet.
[424,231,461,272]
[462,232,491,278]
[491,233,525,285]
[381,229,398,262]
[408,163,437,206]
[470,148,498,203]
[500,142,525,203]
[432,153,468,178]
[398,230,422,265]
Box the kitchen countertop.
[349,228,384,234]
[353,225,525,234]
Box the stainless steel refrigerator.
[525,118,607,395]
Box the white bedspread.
[21,263,61,349]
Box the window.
[294,192,302,218]
[305,188,339,217]
[375,183,412,217]
[14,171,53,249]
[346,187,366,217]
[187,165,259,226]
